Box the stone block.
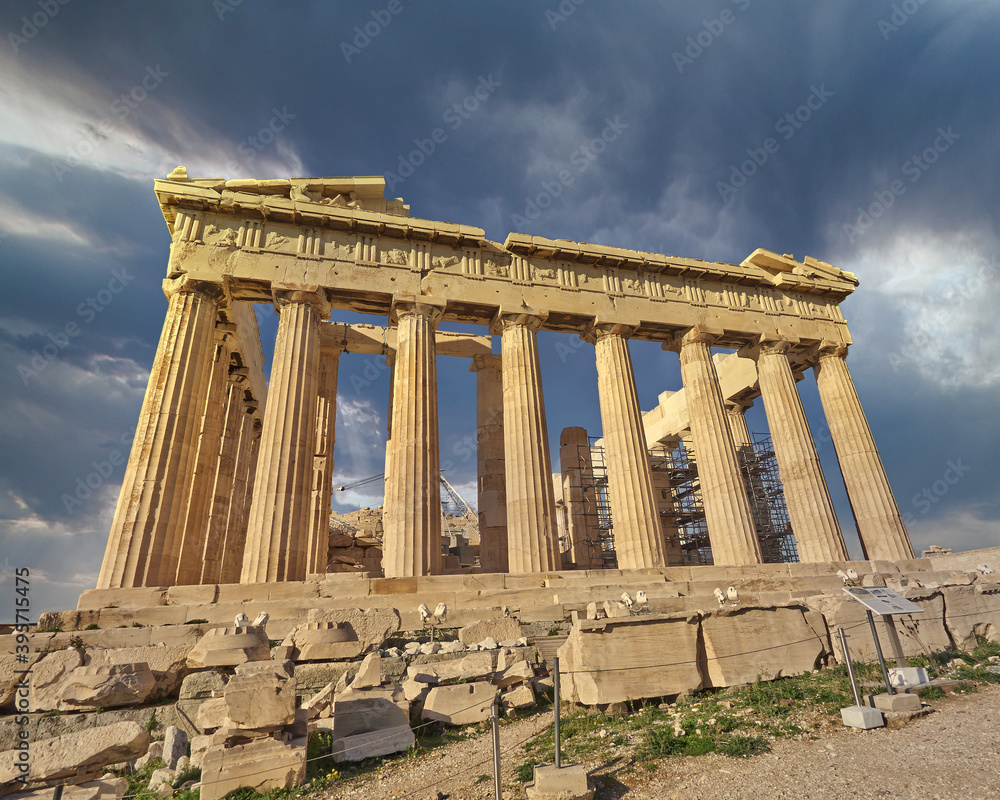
[0,653,42,708]
[162,725,188,769]
[350,653,382,689]
[224,669,295,730]
[281,621,362,661]
[148,767,175,794]
[303,607,400,654]
[330,725,414,763]
[701,606,826,688]
[458,617,522,645]
[841,704,884,729]
[559,614,702,706]
[0,721,148,785]
[57,663,155,711]
[422,681,495,726]
[199,736,305,800]
[526,764,594,800]
[186,626,270,669]
[179,671,227,700]
[29,648,83,712]
[406,651,494,685]
[494,659,535,689]
[888,667,929,688]
[332,686,408,740]
[873,692,923,713]
[502,682,536,711]
[86,645,191,699]
[195,697,229,732]
[136,740,164,770]
[603,600,630,619]
[941,584,1000,649]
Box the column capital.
[581,321,637,344]
[490,307,547,335]
[817,340,850,361]
[662,325,723,352]
[469,353,502,373]
[163,277,227,304]
[736,334,797,361]
[272,284,331,317]
[389,294,446,327]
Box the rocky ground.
[321,684,1000,800]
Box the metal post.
[867,609,894,696]
[553,656,561,769]
[53,786,64,800]
[491,698,502,800]
[838,627,862,707]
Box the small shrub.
[85,623,100,630]
[721,734,770,758]
[132,622,144,628]
[187,618,209,625]
[145,712,158,732]
[918,685,946,701]
[514,762,536,782]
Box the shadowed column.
[307,349,340,576]
[175,327,236,584]
[753,340,847,562]
[199,367,246,584]
[470,354,508,573]
[813,343,914,560]
[559,426,604,569]
[97,278,224,588]
[665,327,762,566]
[590,324,666,570]
[382,298,444,577]
[218,411,261,584]
[241,287,329,583]
[493,310,559,573]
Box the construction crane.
[334,472,479,538]
[439,474,480,537]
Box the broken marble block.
[186,626,270,669]
[57,663,156,711]
[422,681,496,726]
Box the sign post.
[843,586,924,696]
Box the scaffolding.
[575,435,799,569]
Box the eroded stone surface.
[186,626,270,668]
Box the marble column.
[175,328,236,584]
[493,311,560,573]
[813,343,914,560]
[590,324,666,570]
[666,327,762,565]
[307,349,340,576]
[199,369,247,584]
[559,426,604,569]
[241,287,329,583]
[382,298,444,577]
[219,411,261,584]
[755,340,848,562]
[97,278,224,589]
[725,401,753,455]
[469,354,508,573]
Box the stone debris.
[0,721,148,786]
[200,736,306,800]
[148,766,175,795]
[161,725,188,770]
[86,644,191,698]
[57,663,156,711]
[422,682,496,726]
[501,682,536,711]
[350,652,382,690]
[29,648,83,712]
[135,740,164,770]
[186,626,270,669]
[458,617,522,646]
[331,725,415,763]
[330,685,409,741]
[280,621,362,662]
[494,658,535,690]
[223,662,296,730]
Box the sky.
[1,1,998,616]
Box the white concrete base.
[527,764,594,800]
[873,692,923,713]
[888,666,928,688]
[841,704,884,729]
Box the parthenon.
[96,170,914,590]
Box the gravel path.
[322,685,1000,800]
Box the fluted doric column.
[589,324,666,570]
[559,426,605,569]
[382,298,444,577]
[812,343,914,560]
[241,286,329,583]
[199,368,247,584]
[665,327,762,565]
[307,349,340,576]
[175,327,236,584]
[97,278,224,588]
[493,311,559,573]
[218,411,261,584]
[754,340,847,562]
[725,401,753,454]
[469,354,508,573]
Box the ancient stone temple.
[96,170,913,590]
